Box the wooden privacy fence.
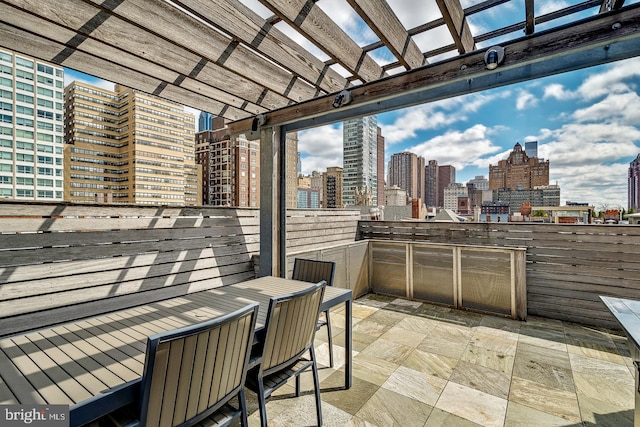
[0,203,360,338]
[358,221,640,329]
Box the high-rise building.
[388,151,425,202]
[195,119,259,207]
[286,132,299,209]
[343,116,379,206]
[376,126,385,207]
[198,111,214,132]
[495,185,560,213]
[297,188,319,208]
[489,142,549,190]
[310,170,323,206]
[425,160,439,207]
[384,185,407,206]
[444,182,467,211]
[438,164,456,207]
[0,48,64,201]
[524,140,538,159]
[323,166,343,208]
[64,82,201,205]
[467,175,489,190]
[629,153,640,210]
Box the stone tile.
[424,408,483,427]
[402,348,458,380]
[379,325,427,349]
[352,304,380,319]
[344,415,379,427]
[478,314,522,334]
[504,401,574,427]
[355,386,433,427]
[515,342,571,370]
[449,361,511,399]
[393,315,438,335]
[517,326,567,352]
[512,356,575,393]
[417,322,473,359]
[351,353,398,386]
[460,343,515,375]
[567,341,627,364]
[509,376,581,423]
[266,395,352,427]
[435,381,508,427]
[320,372,379,415]
[433,309,483,329]
[366,309,407,327]
[523,315,565,332]
[352,318,392,338]
[359,337,413,364]
[469,326,519,355]
[333,329,378,352]
[576,392,634,427]
[381,365,448,406]
[386,298,423,314]
[569,352,634,408]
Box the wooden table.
[0,276,352,426]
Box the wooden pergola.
[2,0,639,275]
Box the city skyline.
[298,55,640,210]
[65,55,640,210]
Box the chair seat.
[247,358,313,397]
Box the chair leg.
[325,310,334,368]
[310,346,323,426]
[257,378,268,427]
[238,388,249,427]
[295,374,301,397]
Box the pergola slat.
[3,1,277,114]
[0,17,251,120]
[259,0,385,82]
[347,0,424,69]
[436,0,475,54]
[525,0,535,35]
[89,0,322,103]
[172,0,348,95]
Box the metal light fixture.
[484,46,505,70]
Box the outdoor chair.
[246,281,326,427]
[292,258,337,367]
[124,303,258,427]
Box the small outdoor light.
[484,46,505,70]
[332,89,352,108]
[251,113,266,132]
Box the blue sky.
[64,1,640,209]
[298,57,640,209]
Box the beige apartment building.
[195,117,259,207]
[323,166,344,208]
[64,82,201,205]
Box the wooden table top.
[0,277,352,425]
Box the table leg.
[345,298,352,389]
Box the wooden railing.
[0,203,360,338]
[358,221,640,329]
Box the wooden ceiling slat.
[173,0,347,95]
[259,0,385,82]
[4,0,279,113]
[436,0,475,54]
[0,12,250,120]
[228,3,640,133]
[346,0,423,70]
[112,0,319,102]
[525,0,535,35]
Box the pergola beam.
[228,3,640,134]
[258,0,385,82]
[347,0,424,69]
[436,0,475,54]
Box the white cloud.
[515,90,538,110]
[576,57,640,101]
[298,124,343,174]
[572,92,640,125]
[380,92,508,145]
[407,124,503,170]
[543,83,575,100]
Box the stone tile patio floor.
[243,293,635,427]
